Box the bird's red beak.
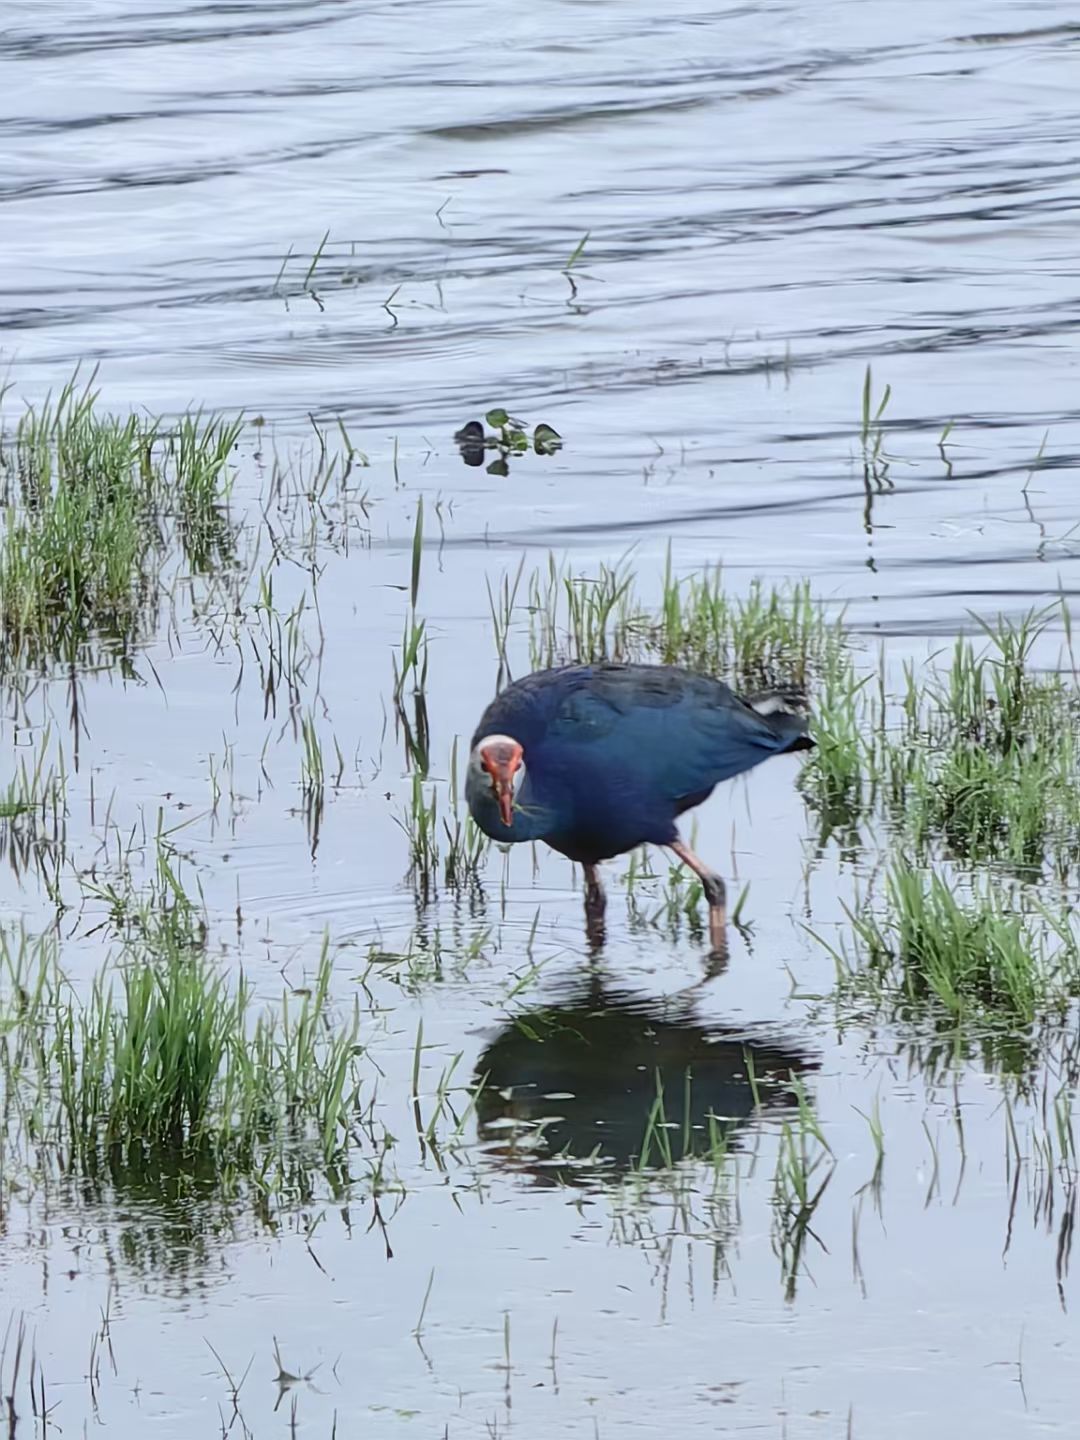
[496,781,514,829]
[480,739,524,828]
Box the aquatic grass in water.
[249,568,323,717]
[0,373,241,673]
[903,740,1064,871]
[0,727,69,897]
[771,1074,834,1301]
[0,921,363,1194]
[620,1065,835,1299]
[648,559,844,690]
[399,772,440,893]
[523,555,636,669]
[798,606,1080,878]
[444,738,489,885]
[393,499,429,706]
[513,553,845,688]
[824,863,1080,1031]
[0,725,67,823]
[860,363,893,490]
[397,749,488,898]
[892,612,1080,873]
[798,640,871,845]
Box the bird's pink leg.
[582,863,606,949]
[583,863,606,914]
[669,839,727,956]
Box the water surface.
[2,2,1080,1436]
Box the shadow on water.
[474,975,817,1184]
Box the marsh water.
[3,1,1080,1435]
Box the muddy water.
[3,1,1080,1436]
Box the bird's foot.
[702,944,730,981]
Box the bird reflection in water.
[474,978,817,1185]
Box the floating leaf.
[486,408,509,429]
[454,419,486,467]
[486,457,509,478]
[533,423,563,455]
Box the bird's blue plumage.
[467,663,811,863]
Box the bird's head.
[469,733,525,828]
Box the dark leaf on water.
[486,457,510,477]
[454,419,486,467]
[533,422,563,455]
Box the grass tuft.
[0,372,240,673]
[824,862,1080,1032]
[511,552,845,691]
[0,916,363,1197]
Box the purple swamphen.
[466,662,813,953]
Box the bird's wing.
[539,665,800,798]
[664,684,804,791]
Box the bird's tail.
[746,687,814,752]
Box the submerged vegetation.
[801,603,1080,879]
[0,813,370,1209]
[487,551,845,689]
[0,910,365,1200]
[891,612,1080,873]
[822,863,1080,1033]
[0,372,241,672]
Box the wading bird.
[466,662,812,954]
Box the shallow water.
[2,1,1080,1436]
